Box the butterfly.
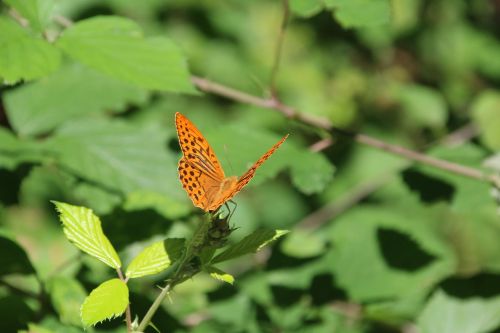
[175,112,288,212]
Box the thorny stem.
[116,269,132,333]
[269,0,290,97]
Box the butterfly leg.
[226,200,237,222]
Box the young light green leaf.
[205,266,234,285]
[3,63,148,137]
[211,229,289,264]
[81,278,129,327]
[0,17,60,84]
[52,201,121,269]
[56,16,195,93]
[325,0,391,28]
[4,0,55,32]
[417,290,500,333]
[126,238,185,279]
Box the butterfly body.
[175,112,288,212]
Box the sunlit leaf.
[4,0,55,32]
[81,278,129,327]
[52,201,121,269]
[206,266,235,285]
[0,17,60,83]
[126,238,185,279]
[56,16,195,93]
[211,229,289,264]
[417,290,500,333]
[3,63,149,136]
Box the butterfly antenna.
[223,144,236,175]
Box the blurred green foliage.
[1,0,500,332]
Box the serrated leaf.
[126,238,185,279]
[56,16,195,93]
[326,0,391,28]
[47,276,86,326]
[211,229,289,264]
[81,278,129,327]
[43,119,185,199]
[417,290,500,333]
[52,201,121,269]
[206,266,234,285]
[3,63,148,137]
[4,0,55,32]
[0,17,60,83]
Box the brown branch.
[191,76,500,189]
[269,0,290,96]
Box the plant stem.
[116,269,132,333]
[191,76,500,189]
[137,216,211,332]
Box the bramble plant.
[52,201,287,330]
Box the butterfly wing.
[176,112,226,211]
[175,112,225,181]
[216,134,289,206]
[178,157,222,210]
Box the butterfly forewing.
[175,112,225,181]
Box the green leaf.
[126,238,185,279]
[0,17,60,83]
[280,228,327,258]
[211,229,289,264]
[206,266,235,285]
[290,0,324,17]
[326,203,455,302]
[81,278,129,327]
[123,190,191,219]
[471,90,500,150]
[43,119,184,199]
[326,0,391,28]
[52,201,121,269]
[417,290,500,333]
[47,276,86,327]
[19,323,54,333]
[3,63,149,137]
[4,0,55,32]
[397,84,447,129]
[0,128,45,169]
[0,232,35,276]
[56,16,195,93]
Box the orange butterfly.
[175,112,288,212]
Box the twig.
[269,0,290,96]
[309,138,334,152]
[116,269,132,333]
[53,14,73,28]
[8,9,29,27]
[191,77,500,189]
